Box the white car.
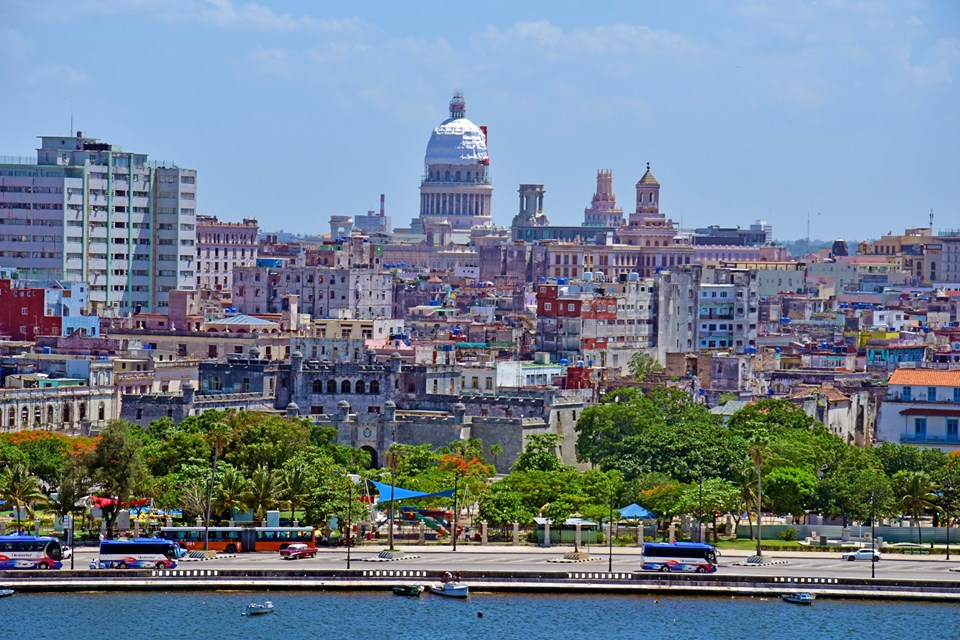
[842,548,881,562]
[61,545,73,559]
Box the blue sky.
[1,0,957,241]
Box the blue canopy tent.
[368,479,455,504]
[619,503,655,519]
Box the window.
[928,387,937,402]
[954,388,960,403]
[903,386,912,401]
[915,418,926,436]
[948,419,959,439]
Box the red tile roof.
[888,369,960,387]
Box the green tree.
[513,433,565,472]
[248,465,281,521]
[894,471,940,544]
[729,457,757,539]
[49,462,90,524]
[764,467,818,522]
[215,466,252,523]
[489,444,504,473]
[84,421,147,538]
[746,430,771,556]
[281,463,313,522]
[627,352,664,382]
[816,448,894,525]
[677,478,740,543]
[0,463,47,528]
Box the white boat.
[429,582,469,598]
[0,589,13,598]
[244,601,274,616]
[782,592,815,605]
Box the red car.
[279,543,318,560]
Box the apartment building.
[195,215,259,297]
[0,132,196,313]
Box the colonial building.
[195,215,259,299]
[876,369,960,451]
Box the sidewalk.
[325,542,960,562]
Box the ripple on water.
[2,591,955,640]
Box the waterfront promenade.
[6,544,960,601]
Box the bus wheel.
[36,562,49,570]
[225,544,237,554]
[155,562,166,570]
[659,566,670,573]
[696,567,707,573]
[117,562,128,569]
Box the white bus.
[98,538,179,570]
[641,542,718,573]
[0,535,63,570]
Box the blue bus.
[98,538,179,570]
[0,535,64,570]
[641,542,718,573]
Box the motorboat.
[429,582,469,598]
[244,601,274,616]
[0,589,13,598]
[392,585,424,597]
[781,592,815,605]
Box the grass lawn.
[713,538,805,551]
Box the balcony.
[900,434,960,445]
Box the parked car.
[842,548,881,562]
[279,543,318,560]
[61,545,73,560]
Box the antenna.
[930,207,934,232]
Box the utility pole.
[452,473,460,552]
[608,498,614,573]
[346,481,353,570]
[871,492,876,580]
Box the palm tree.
[203,421,231,550]
[215,467,252,524]
[49,466,90,529]
[489,444,504,473]
[896,471,939,544]
[249,465,281,522]
[745,431,771,556]
[0,463,47,529]
[729,458,757,540]
[280,464,312,523]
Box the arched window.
[455,170,461,182]
[63,404,71,424]
[6,407,14,427]
[313,380,323,393]
[355,380,365,394]
[444,170,450,181]
[369,380,380,395]
[98,402,105,421]
[47,405,54,426]
[341,380,351,394]
[21,407,29,426]
[326,380,336,393]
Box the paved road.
[64,547,960,582]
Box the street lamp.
[346,481,353,570]
[608,497,614,573]
[871,492,876,580]
[388,453,396,551]
[947,482,953,562]
[452,473,460,552]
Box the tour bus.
[159,526,315,553]
[0,535,64,570]
[98,538,179,570]
[640,542,718,573]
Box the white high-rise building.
[0,132,197,313]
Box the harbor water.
[3,591,956,639]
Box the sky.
[1,0,958,242]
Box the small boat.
[429,582,469,598]
[0,590,13,598]
[782,592,815,605]
[244,601,274,616]
[392,585,424,597]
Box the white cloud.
[197,0,369,32]
[481,20,701,58]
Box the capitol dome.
[424,92,489,167]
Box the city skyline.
[1,0,957,241]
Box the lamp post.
[947,482,952,562]
[452,473,459,552]
[388,453,396,551]
[871,492,876,580]
[346,481,353,570]
[608,498,614,573]
[698,475,704,544]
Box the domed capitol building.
[418,91,493,236]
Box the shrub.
[778,526,798,542]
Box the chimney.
[379,193,385,217]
